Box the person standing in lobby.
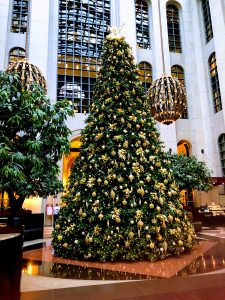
[53,204,60,229]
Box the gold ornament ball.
[115,217,121,223]
[137,220,144,229]
[178,240,183,246]
[128,232,134,239]
[58,235,63,241]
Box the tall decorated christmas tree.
[52,28,196,262]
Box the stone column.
[28,0,50,80]
[0,0,10,70]
[118,0,137,60]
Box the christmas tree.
[52,28,196,262]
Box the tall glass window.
[201,0,213,43]
[208,52,222,113]
[57,0,110,113]
[135,0,150,49]
[138,61,152,90]
[171,65,188,119]
[11,0,28,33]
[9,47,26,64]
[166,5,182,53]
[218,134,225,176]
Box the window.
[218,134,225,176]
[171,65,188,119]
[57,0,110,113]
[208,53,222,113]
[166,5,182,53]
[11,0,28,33]
[135,0,150,49]
[201,0,213,43]
[9,47,26,64]
[138,61,152,90]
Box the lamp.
[148,0,186,125]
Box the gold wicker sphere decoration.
[6,58,47,94]
[148,73,186,125]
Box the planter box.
[0,213,44,241]
[0,226,23,300]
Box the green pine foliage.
[52,34,196,262]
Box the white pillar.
[47,0,59,101]
[118,0,137,60]
[0,0,10,70]
[209,0,225,124]
[111,0,120,27]
[187,0,217,172]
[28,0,50,79]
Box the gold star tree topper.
[107,24,125,39]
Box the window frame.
[135,0,150,49]
[11,0,28,34]
[138,61,152,90]
[57,0,110,113]
[208,52,222,113]
[166,4,182,53]
[201,0,213,43]
[171,65,188,119]
[218,134,225,176]
[8,47,26,64]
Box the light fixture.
[6,58,47,93]
[148,0,186,125]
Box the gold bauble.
[178,240,183,246]
[137,220,144,229]
[128,174,134,182]
[168,215,173,222]
[125,241,130,247]
[128,232,134,239]
[58,235,63,241]
[137,187,145,197]
[110,190,116,199]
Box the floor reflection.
[22,231,225,281]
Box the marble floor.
[20,227,225,300]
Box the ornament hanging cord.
[25,0,31,59]
[158,0,165,73]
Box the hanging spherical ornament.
[6,58,47,93]
[148,73,186,125]
[137,220,144,229]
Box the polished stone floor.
[20,227,225,300]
